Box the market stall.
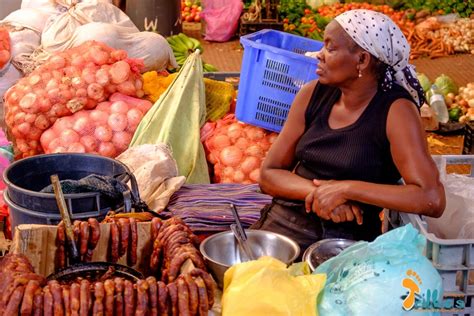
[0,0,473,315]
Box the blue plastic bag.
[315,224,445,316]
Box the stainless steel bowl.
[200,229,300,288]
[303,238,357,271]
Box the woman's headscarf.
[335,9,425,107]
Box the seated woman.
[252,9,445,251]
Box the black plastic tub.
[3,153,131,228]
[4,191,109,229]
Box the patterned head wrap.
[335,9,425,107]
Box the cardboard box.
[10,222,153,277]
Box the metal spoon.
[230,204,255,261]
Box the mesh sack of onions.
[0,27,11,70]
[4,40,145,159]
[204,114,278,184]
[40,93,152,158]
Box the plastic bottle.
[429,84,449,123]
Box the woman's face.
[316,21,360,85]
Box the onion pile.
[0,27,10,69]
[204,114,278,184]
[4,41,145,158]
[41,93,152,157]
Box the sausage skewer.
[167,282,179,316]
[4,285,25,316]
[55,222,67,270]
[151,217,162,240]
[43,285,53,316]
[184,274,199,316]
[49,280,65,316]
[135,280,149,316]
[63,285,71,316]
[123,280,134,316]
[190,269,215,307]
[117,218,130,258]
[93,282,105,316]
[194,277,209,316]
[79,221,90,257]
[104,279,115,316]
[114,278,124,316]
[177,277,191,316]
[84,218,101,262]
[79,280,90,316]
[127,218,138,266]
[70,282,80,316]
[146,277,159,316]
[20,279,40,315]
[149,239,162,274]
[157,281,168,316]
[109,221,120,263]
[33,288,44,316]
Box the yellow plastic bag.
[222,257,326,316]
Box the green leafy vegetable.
[434,74,458,97]
[417,73,432,92]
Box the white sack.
[0,63,22,106]
[41,0,138,52]
[8,28,41,58]
[2,8,54,33]
[21,0,112,15]
[117,144,186,212]
[20,0,61,16]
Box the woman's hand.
[312,179,352,214]
[305,190,363,224]
[305,180,363,224]
[329,203,363,225]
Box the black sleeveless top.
[293,82,414,241]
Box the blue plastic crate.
[236,29,323,132]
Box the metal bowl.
[303,238,357,271]
[200,229,300,288]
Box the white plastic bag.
[315,225,444,316]
[424,167,474,239]
[424,156,474,239]
[117,144,186,211]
